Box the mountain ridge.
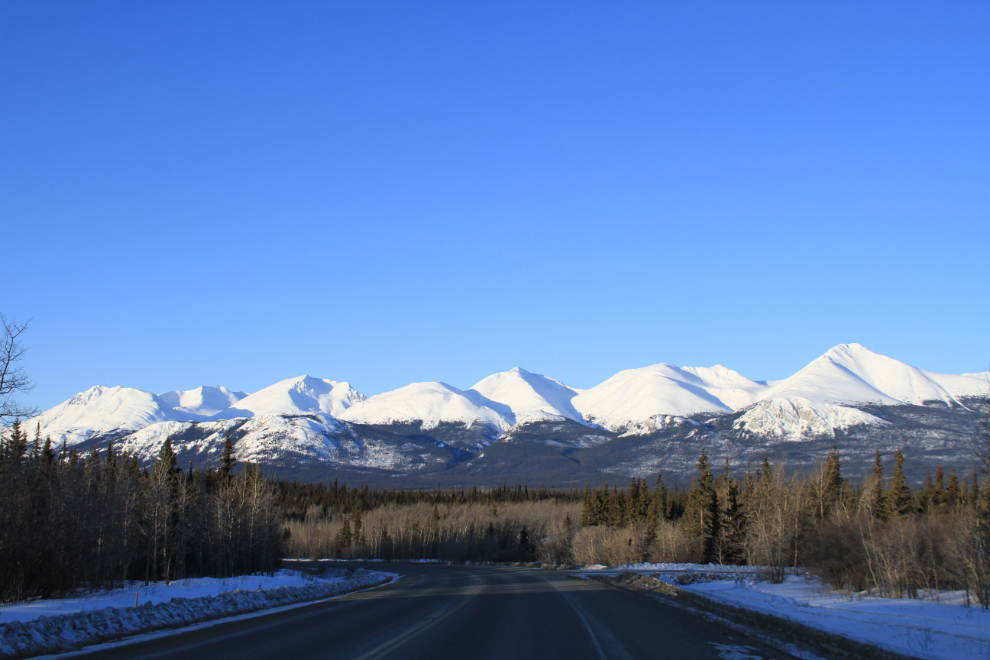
[6,344,988,485]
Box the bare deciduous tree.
[0,313,37,422]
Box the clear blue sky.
[2,1,988,410]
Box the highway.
[82,563,795,660]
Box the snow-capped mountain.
[228,375,364,418]
[338,381,512,431]
[20,386,184,446]
[733,344,990,439]
[759,343,963,407]
[159,386,248,417]
[6,345,988,485]
[572,363,768,432]
[469,368,583,424]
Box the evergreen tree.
[721,479,745,564]
[684,448,720,563]
[581,485,593,526]
[919,469,936,512]
[335,516,352,557]
[627,477,640,525]
[946,468,961,512]
[654,473,669,522]
[219,433,236,480]
[8,421,24,462]
[934,465,946,510]
[354,510,365,547]
[40,437,54,474]
[885,449,914,517]
[518,525,533,560]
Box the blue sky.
[2,1,988,410]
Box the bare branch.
[0,312,38,422]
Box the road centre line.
[350,573,485,660]
[548,575,634,660]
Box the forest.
[0,425,283,604]
[3,417,990,609]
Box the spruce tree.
[627,477,640,525]
[655,474,669,522]
[934,465,946,510]
[518,525,533,560]
[684,448,719,563]
[721,479,745,564]
[40,437,54,473]
[946,469,961,512]
[354,510,366,547]
[885,449,914,517]
[335,516,352,557]
[581,485,593,526]
[219,433,236,480]
[920,469,936,512]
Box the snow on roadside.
[0,569,395,658]
[598,563,990,660]
[0,570,333,625]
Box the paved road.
[82,563,795,660]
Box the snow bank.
[593,564,990,660]
[617,562,768,573]
[675,574,990,660]
[0,570,332,624]
[0,569,394,658]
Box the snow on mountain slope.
[159,386,248,417]
[735,343,975,440]
[757,344,970,407]
[735,397,888,440]
[921,371,990,402]
[469,368,584,424]
[19,386,184,446]
[115,416,414,470]
[229,376,364,418]
[572,363,768,431]
[338,382,512,431]
[679,366,770,410]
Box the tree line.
[277,479,581,520]
[576,446,990,602]
[0,425,283,604]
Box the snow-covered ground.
[0,570,331,625]
[0,569,395,657]
[587,563,990,660]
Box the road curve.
[80,563,795,660]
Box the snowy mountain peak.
[760,343,958,408]
[572,362,770,432]
[469,368,583,424]
[229,375,365,419]
[159,386,249,417]
[21,385,181,446]
[338,381,512,430]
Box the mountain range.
[6,344,988,486]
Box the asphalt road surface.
[81,563,796,660]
